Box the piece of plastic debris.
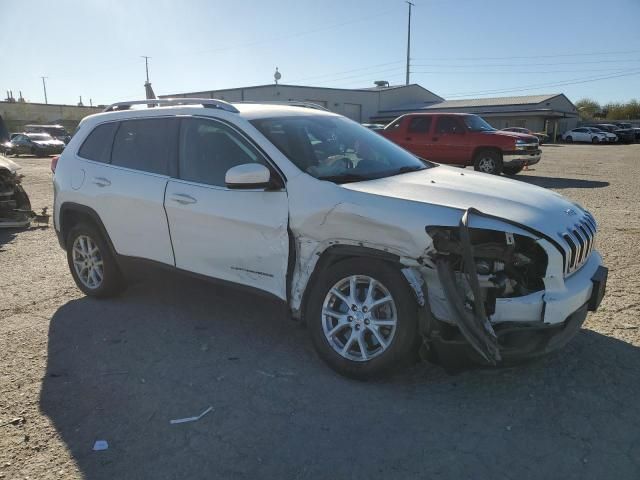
[169,406,213,425]
[93,440,109,451]
[0,417,25,427]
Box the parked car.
[4,132,65,156]
[24,124,72,144]
[585,127,617,143]
[561,128,608,144]
[612,122,639,142]
[53,99,607,379]
[593,123,635,144]
[501,127,549,144]
[380,113,540,175]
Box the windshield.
[251,115,433,183]
[27,133,53,141]
[462,115,496,132]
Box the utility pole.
[405,1,414,85]
[41,76,48,104]
[141,56,151,84]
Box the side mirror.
[225,163,272,189]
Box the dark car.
[594,123,635,144]
[501,127,549,144]
[24,124,72,144]
[4,133,65,157]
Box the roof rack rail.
[102,98,239,113]
[234,100,330,112]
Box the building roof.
[424,94,561,109]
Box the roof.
[425,94,561,109]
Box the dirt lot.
[1,144,639,479]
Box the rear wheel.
[66,223,125,298]
[473,150,503,175]
[503,165,524,175]
[306,258,419,379]
[592,137,600,144]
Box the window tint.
[435,116,463,134]
[408,117,432,133]
[575,128,587,133]
[78,123,117,163]
[179,118,265,186]
[111,118,177,175]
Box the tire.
[565,136,573,143]
[473,150,503,175]
[591,137,600,144]
[503,165,524,175]
[306,258,419,380]
[66,223,125,298]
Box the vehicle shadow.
[39,271,640,479]
[514,175,610,189]
[0,227,25,249]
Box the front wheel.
[473,150,503,175]
[306,258,419,379]
[66,223,125,298]
[592,137,600,144]
[565,136,573,143]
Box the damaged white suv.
[53,99,607,378]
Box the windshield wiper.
[393,165,426,175]
[317,173,370,184]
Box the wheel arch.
[58,202,117,255]
[296,243,407,321]
[472,145,503,160]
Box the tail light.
[51,155,60,173]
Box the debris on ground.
[0,154,47,228]
[0,417,25,427]
[169,406,213,425]
[92,440,109,451]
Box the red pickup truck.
[380,113,541,175]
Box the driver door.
[164,116,289,299]
[429,116,469,165]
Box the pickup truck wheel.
[66,223,124,298]
[307,258,418,379]
[473,151,503,175]
[503,165,523,175]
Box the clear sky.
[1,0,639,106]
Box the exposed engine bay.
[423,210,549,364]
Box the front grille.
[562,212,597,275]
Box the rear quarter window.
[77,123,118,163]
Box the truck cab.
[381,113,541,175]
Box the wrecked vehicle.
[52,99,607,378]
[0,154,35,228]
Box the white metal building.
[163,84,578,135]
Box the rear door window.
[78,123,118,163]
[408,117,432,134]
[111,118,178,175]
[435,116,463,134]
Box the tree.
[575,98,601,119]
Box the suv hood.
[343,166,584,237]
[486,130,538,143]
[34,139,64,146]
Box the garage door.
[344,103,362,123]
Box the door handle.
[92,177,111,187]
[170,193,197,205]
[405,137,412,141]
[432,137,439,141]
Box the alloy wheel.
[477,157,496,173]
[72,235,104,289]
[321,275,397,362]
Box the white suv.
[53,99,607,378]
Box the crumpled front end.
[413,208,607,366]
[0,163,33,228]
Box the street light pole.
[41,76,48,104]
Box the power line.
[412,49,640,61]
[412,67,640,74]
[412,59,640,68]
[442,69,640,97]
[287,61,403,83]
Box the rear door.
[429,116,468,164]
[164,116,289,299]
[76,117,177,265]
[403,116,433,160]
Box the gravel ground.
[1,144,639,480]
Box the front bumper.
[503,149,541,167]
